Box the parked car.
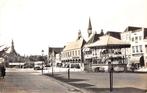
[34,61,44,70]
[113,66,124,72]
[94,67,105,72]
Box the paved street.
[47,71,147,93]
[0,68,83,93]
[0,68,147,93]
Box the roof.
[63,37,86,51]
[86,32,101,44]
[124,26,142,32]
[86,35,130,49]
[106,31,121,39]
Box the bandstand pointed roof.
[86,35,130,49]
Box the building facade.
[121,26,147,69]
[48,47,63,67]
[61,31,86,70]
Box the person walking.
[1,65,6,79]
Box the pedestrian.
[1,65,6,79]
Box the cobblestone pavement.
[0,68,84,93]
[46,72,147,93]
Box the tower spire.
[88,17,92,30]
[87,17,92,37]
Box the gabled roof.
[63,37,86,51]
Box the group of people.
[0,65,6,79]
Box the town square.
[0,0,147,93]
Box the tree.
[0,47,9,57]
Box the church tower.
[10,40,17,55]
[87,18,92,37]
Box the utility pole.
[41,50,44,75]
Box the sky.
[0,0,147,56]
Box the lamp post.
[68,61,70,80]
[52,51,55,76]
[41,50,44,75]
[52,59,54,76]
[108,59,113,92]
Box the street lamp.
[41,50,44,75]
[52,58,54,76]
[108,59,113,92]
[52,52,54,76]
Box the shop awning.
[9,62,25,66]
[130,56,140,64]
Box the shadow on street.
[46,73,147,93]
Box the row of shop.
[48,19,147,72]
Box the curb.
[43,74,86,93]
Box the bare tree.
[0,46,9,58]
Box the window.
[135,36,138,42]
[75,50,77,56]
[66,52,68,57]
[132,46,135,53]
[78,50,80,55]
[139,36,142,40]
[129,36,131,41]
[132,37,134,42]
[146,46,147,53]
[70,51,72,56]
[139,45,142,52]
[68,52,70,57]
[73,51,74,56]
[69,51,71,57]
[136,46,138,52]
[67,52,68,57]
